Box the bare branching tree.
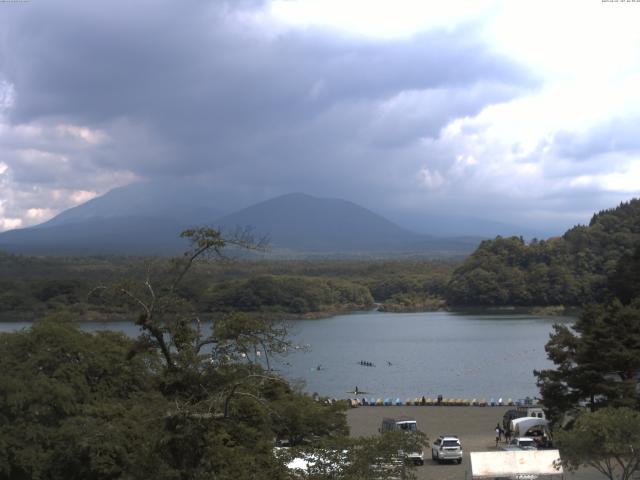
[89,227,291,419]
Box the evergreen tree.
[535,243,640,424]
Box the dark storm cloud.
[1,0,562,234]
[0,0,534,183]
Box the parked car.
[431,435,463,464]
[501,437,538,451]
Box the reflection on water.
[0,310,573,400]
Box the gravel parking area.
[347,406,601,480]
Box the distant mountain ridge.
[0,185,483,256]
[0,216,189,256]
[393,212,552,239]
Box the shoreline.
[0,303,581,323]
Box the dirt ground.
[346,406,602,480]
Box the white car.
[501,437,538,451]
[431,435,463,464]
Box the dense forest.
[446,199,640,307]
[0,253,455,320]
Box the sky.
[1,0,640,235]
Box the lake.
[280,310,573,401]
[0,310,573,401]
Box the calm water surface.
[280,310,573,401]
[0,311,572,400]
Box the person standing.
[495,424,501,447]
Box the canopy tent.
[511,417,552,448]
[511,417,550,435]
[470,450,563,479]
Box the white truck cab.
[380,417,424,465]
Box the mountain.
[215,193,418,252]
[0,216,189,256]
[38,180,224,228]
[0,187,482,256]
[215,193,480,253]
[0,180,228,255]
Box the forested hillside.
[0,253,454,320]
[446,199,640,306]
[204,275,374,314]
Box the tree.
[281,430,428,480]
[0,315,167,480]
[608,244,640,305]
[535,300,640,424]
[556,407,640,480]
[535,239,640,425]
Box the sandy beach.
[347,406,601,480]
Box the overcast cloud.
[1,0,640,234]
